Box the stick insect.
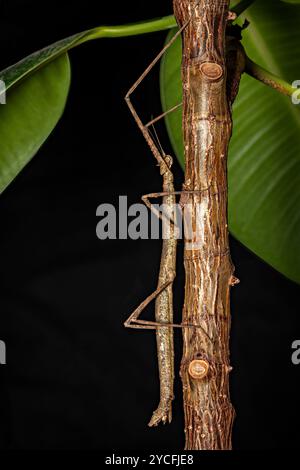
[123,10,213,427]
[123,24,187,426]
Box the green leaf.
[0,54,70,193]
[160,0,300,284]
[0,16,178,194]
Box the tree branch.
[174,0,238,450]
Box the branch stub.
[188,359,209,380]
[200,62,223,81]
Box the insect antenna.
[148,117,167,160]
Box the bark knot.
[188,359,209,380]
[200,62,223,81]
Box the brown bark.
[173,0,238,450]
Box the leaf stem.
[81,16,177,44]
[245,57,295,97]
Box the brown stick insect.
[124,17,213,427]
[123,28,181,427]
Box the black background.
[0,0,299,451]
